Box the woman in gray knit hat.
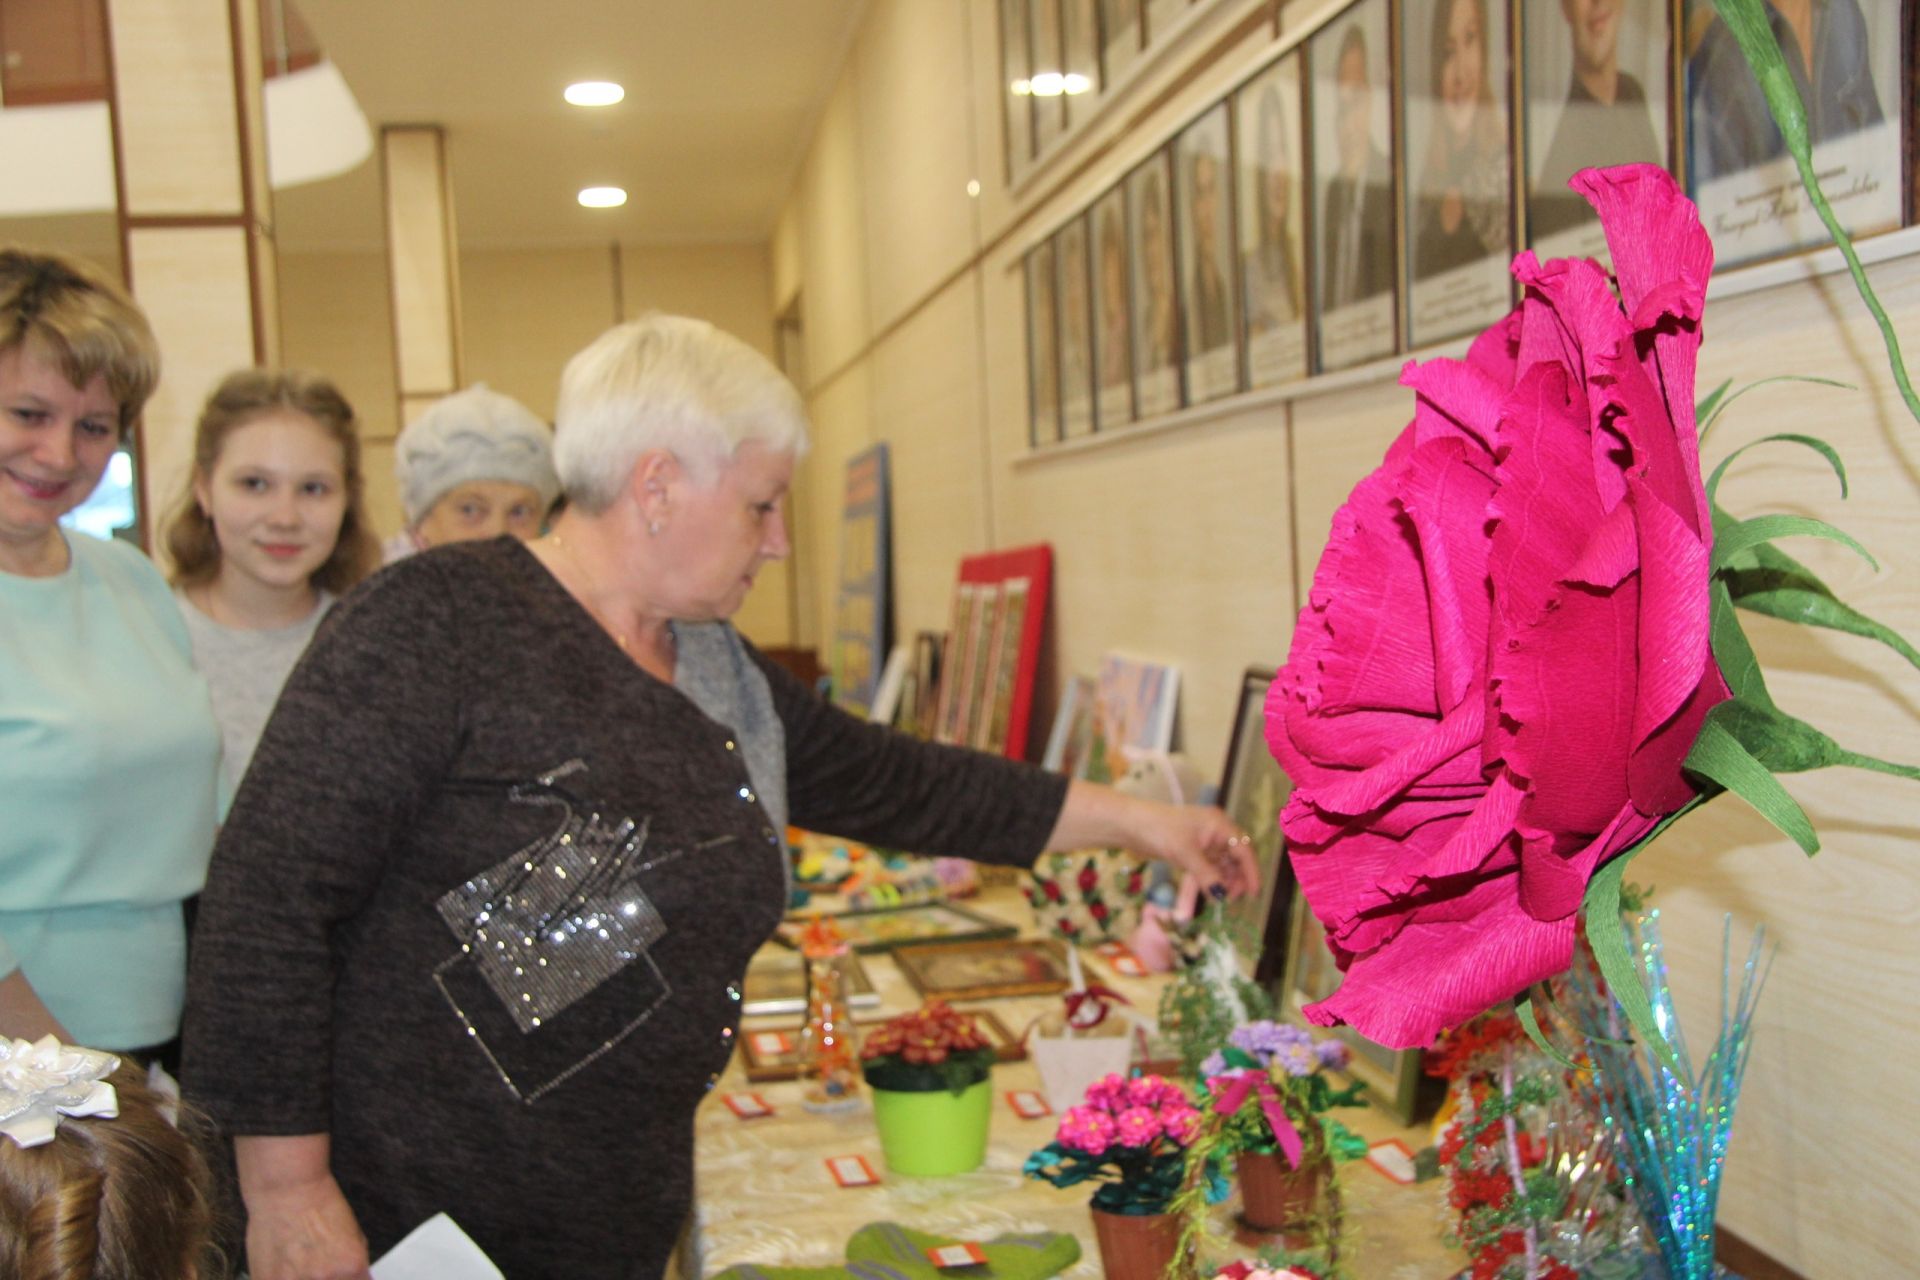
[384,383,560,561]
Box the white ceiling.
[274,0,868,253]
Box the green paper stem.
[1721,540,1920,675]
[1705,431,1847,504]
[1514,989,1579,1071]
[1699,377,1854,445]
[1583,855,1680,1072]
[1708,0,1920,427]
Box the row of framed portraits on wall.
[1000,0,1221,177]
[1024,0,1913,448]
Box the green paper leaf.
[1515,990,1579,1070]
[1707,0,1920,426]
[1583,856,1678,1071]
[1709,577,1773,708]
[1703,697,1920,782]
[1695,378,1732,432]
[1684,716,1819,854]
[1699,377,1854,444]
[1722,540,1920,675]
[1705,431,1847,505]
[1713,513,1878,574]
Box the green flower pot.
[870,1078,993,1176]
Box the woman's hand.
[236,1135,371,1280]
[1044,780,1261,900]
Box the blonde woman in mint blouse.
[0,249,218,1059]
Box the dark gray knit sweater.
[181,537,1066,1279]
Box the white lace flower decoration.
[0,1035,120,1148]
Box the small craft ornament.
[0,1035,120,1148]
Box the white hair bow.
[0,1035,120,1148]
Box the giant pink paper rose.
[1266,165,1731,1049]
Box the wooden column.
[380,124,462,431]
[105,0,278,535]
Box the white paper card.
[372,1213,504,1280]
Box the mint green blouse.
[0,533,220,1050]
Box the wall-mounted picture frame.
[1401,0,1514,348]
[739,949,881,1018]
[1026,241,1062,447]
[1100,0,1142,84]
[1309,0,1398,371]
[894,936,1074,1001]
[1235,50,1311,389]
[1175,102,1242,403]
[1280,892,1426,1125]
[1000,0,1035,176]
[772,901,1018,954]
[1090,185,1136,429]
[1057,216,1097,440]
[1522,0,1670,263]
[1063,0,1102,129]
[740,1008,1029,1082]
[828,443,892,716]
[1030,0,1069,153]
[1683,0,1903,268]
[1127,149,1185,416]
[1218,667,1296,986]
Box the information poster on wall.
[830,444,892,716]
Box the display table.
[685,888,1467,1277]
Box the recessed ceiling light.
[578,186,627,208]
[564,81,625,107]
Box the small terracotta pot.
[1236,1149,1328,1235]
[1089,1206,1182,1280]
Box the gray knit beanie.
[396,384,562,527]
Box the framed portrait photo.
[1026,241,1061,448]
[1684,0,1904,267]
[1089,186,1136,429]
[1056,218,1097,440]
[1522,0,1671,263]
[894,937,1074,1001]
[1235,51,1311,389]
[1217,668,1296,986]
[1401,0,1515,348]
[999,0,1035,176]
[1309,0,1398,371]
[1063,0,1102,129]
[1029,0,1069,153]
[1100,0,1143,84]
[1127,150,1184,416]
[1175,103,1242,403]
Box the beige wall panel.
[853,0,980,333]
[871,275,991,641]
[771,202,803,316]
[797,364,873,650]
[383,129,459,395]
[797,73,870,386]
[107,0,244,214]
[620,243,777,360]
[998,408,1295,764]
[459,246,615,422]
[1614,255,1920,1277]
[279,249,402,535]
[1287,379,1409,596]
[129,227,255,523]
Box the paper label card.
[749,1031,793,1057]
[1367,1138,1417,1184]
[926,1242,989,1268]
[826,1154,879,1187]
[722,1093,773,1119]
[1006,1089,1052,1119]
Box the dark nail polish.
[1208,884,1228,902]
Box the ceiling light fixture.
[1028,71,1065,97]
[578,186,627,208]
[1062,73,1092,95]
[1010,78,1032,96]
[564,80,625,107]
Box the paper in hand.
[371,1213,504,1280]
